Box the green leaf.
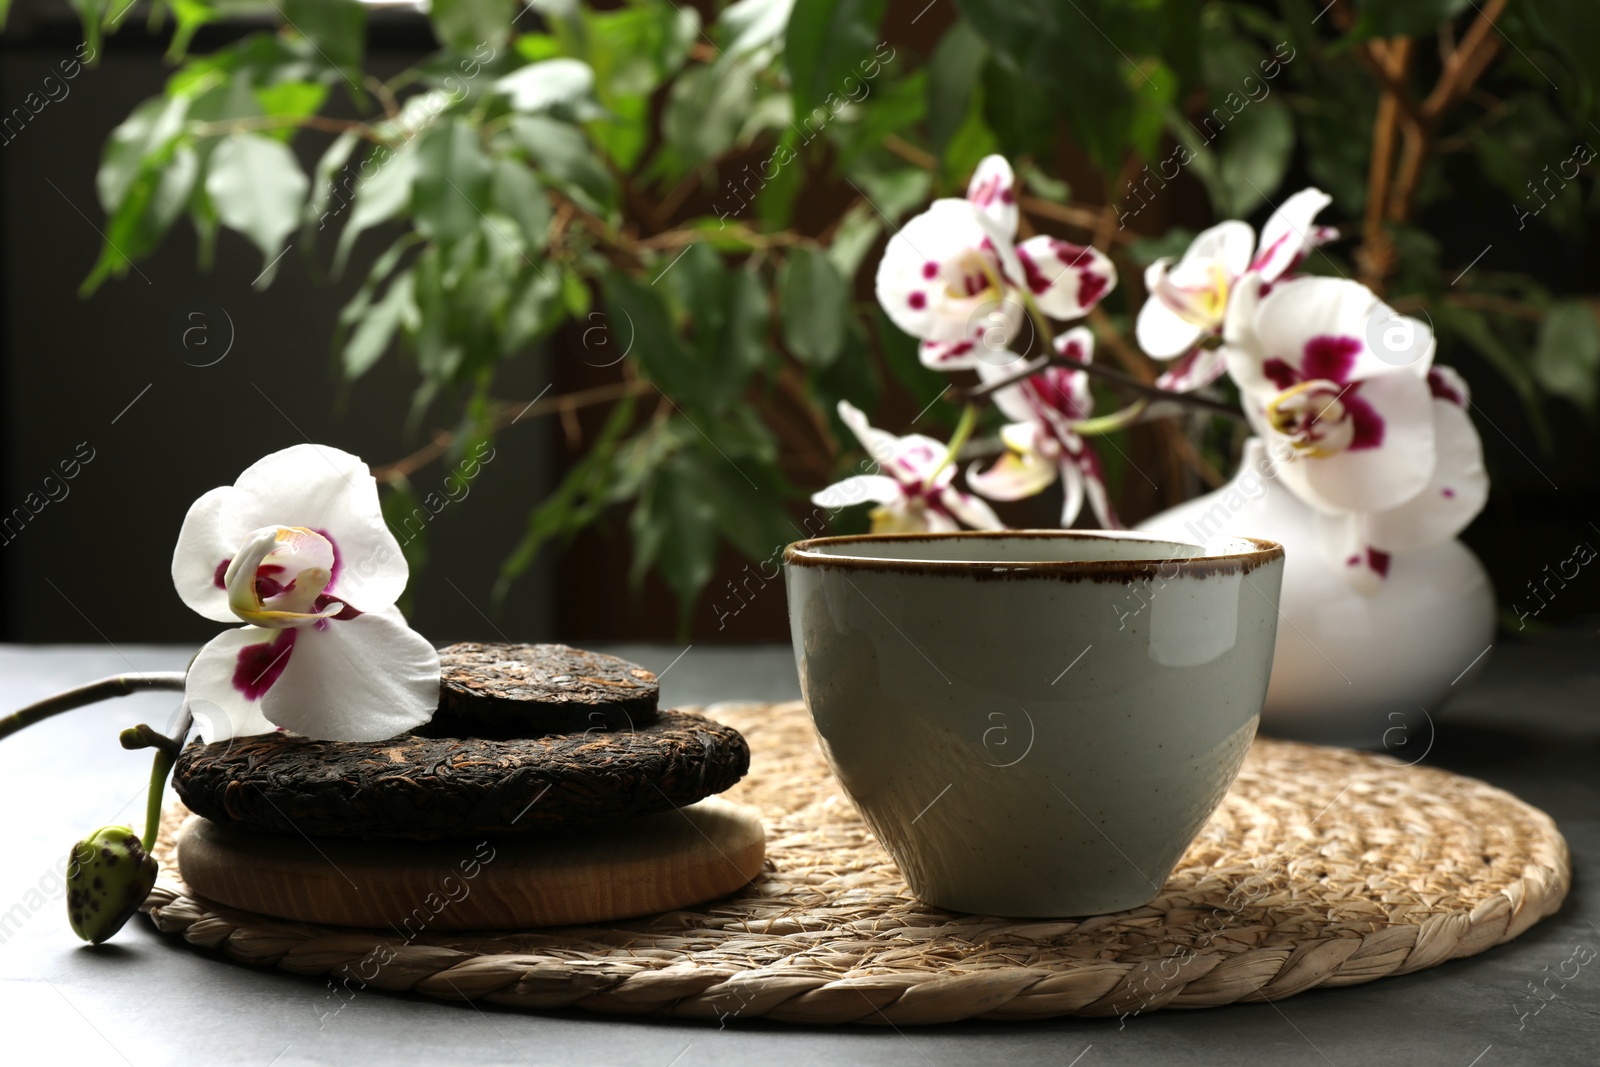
[302,130,359,238]
[807,318,881,435]
[604,269,696,400]
[490,157,552,252]
[826,201,881,280]
[204,132,310,286]
[252,81,330,141]
[413,118,493,246]
[343,269,414,379]
[954,0,1193,172]
[926,20,987,160]
[97,96,191,213]
[659,60,755,176]
[430,0,513,53]
[721,0,796,59]
[497,396,640,601]
[1434,303,1553,451]
[675,443,793,562]
[981,55,1056,163]
[785,0,885,119]
[334,138,420,274]
[1534,301,1600,414]
[493,58,597,114]
[779,248,848,367]
[630,449,720,627]
[82,143,198,295]
[940,86,999,189]
[874,307,956,427]
[1213,99,1293,218]
[510,115,615,213]
[281,0,366,71]
[1351,0,1472,39]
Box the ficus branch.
[372,379,659,483]
[0,673,187,744]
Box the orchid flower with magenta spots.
[875,155,1117,371]
[811,402,1002,533]
[171,444,440,742]
[967,329,1122,529]
[1137,188,1334,392]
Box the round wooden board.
[174,797,765,929]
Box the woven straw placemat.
[141,701,1569,1024]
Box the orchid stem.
[142,705,192,852]
[965,350,1246,425]
[1071,399,1151,436]
[0,673,188,744]
[934,403,980,478]
[1021,291,1057,350]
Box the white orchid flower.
[812,402,1003,533]
[171,444,440,743]
[1223,273,1438,517]
[874,155,1117,371]
[1316,366,1490,591]
[1138,187,1334,392]
[966,329,1121,529]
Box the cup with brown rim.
[783,530,1285,916]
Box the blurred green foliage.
[32,0,1600,624]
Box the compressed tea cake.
[434,642,659,734]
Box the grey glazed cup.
[784,530,1285,917]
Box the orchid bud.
[66,826,158,945]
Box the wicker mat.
[141,701,1570,1024]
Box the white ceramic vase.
[1137,439,1495,745]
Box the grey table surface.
[1,638,1596,1067]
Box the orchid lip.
[225,525,342,628]
[1266,379,1357,458]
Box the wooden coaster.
[173,797,765,929]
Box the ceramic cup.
[783,530,1285,917]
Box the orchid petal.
[1365,398,1488,552]
[1226,276,1433,400]
[937,486,1004,530]
[1154,347,1228,393]
[1252,187,1332,281]
[975,359,1040,424]
[220,444,408,612]
[837,400,899,470]
[875,198,1023,343]
[171,486,238,624]
[259,608,440,742]
[811,474,902,510]
[1428,365,1470,407]
[1187,219,1256,279]
[888,434,951,487]
[1136,277,1207,359]
[1072,445,1122,530]
[1014,235,1117,318]
[1315,512,1390,595]
[1268,371,1436,513]
[1058,459,1087,527]
[916,292,1026,369]
[183,625,287,743]
[967,449,1058,502]
[965,154,1018,238]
